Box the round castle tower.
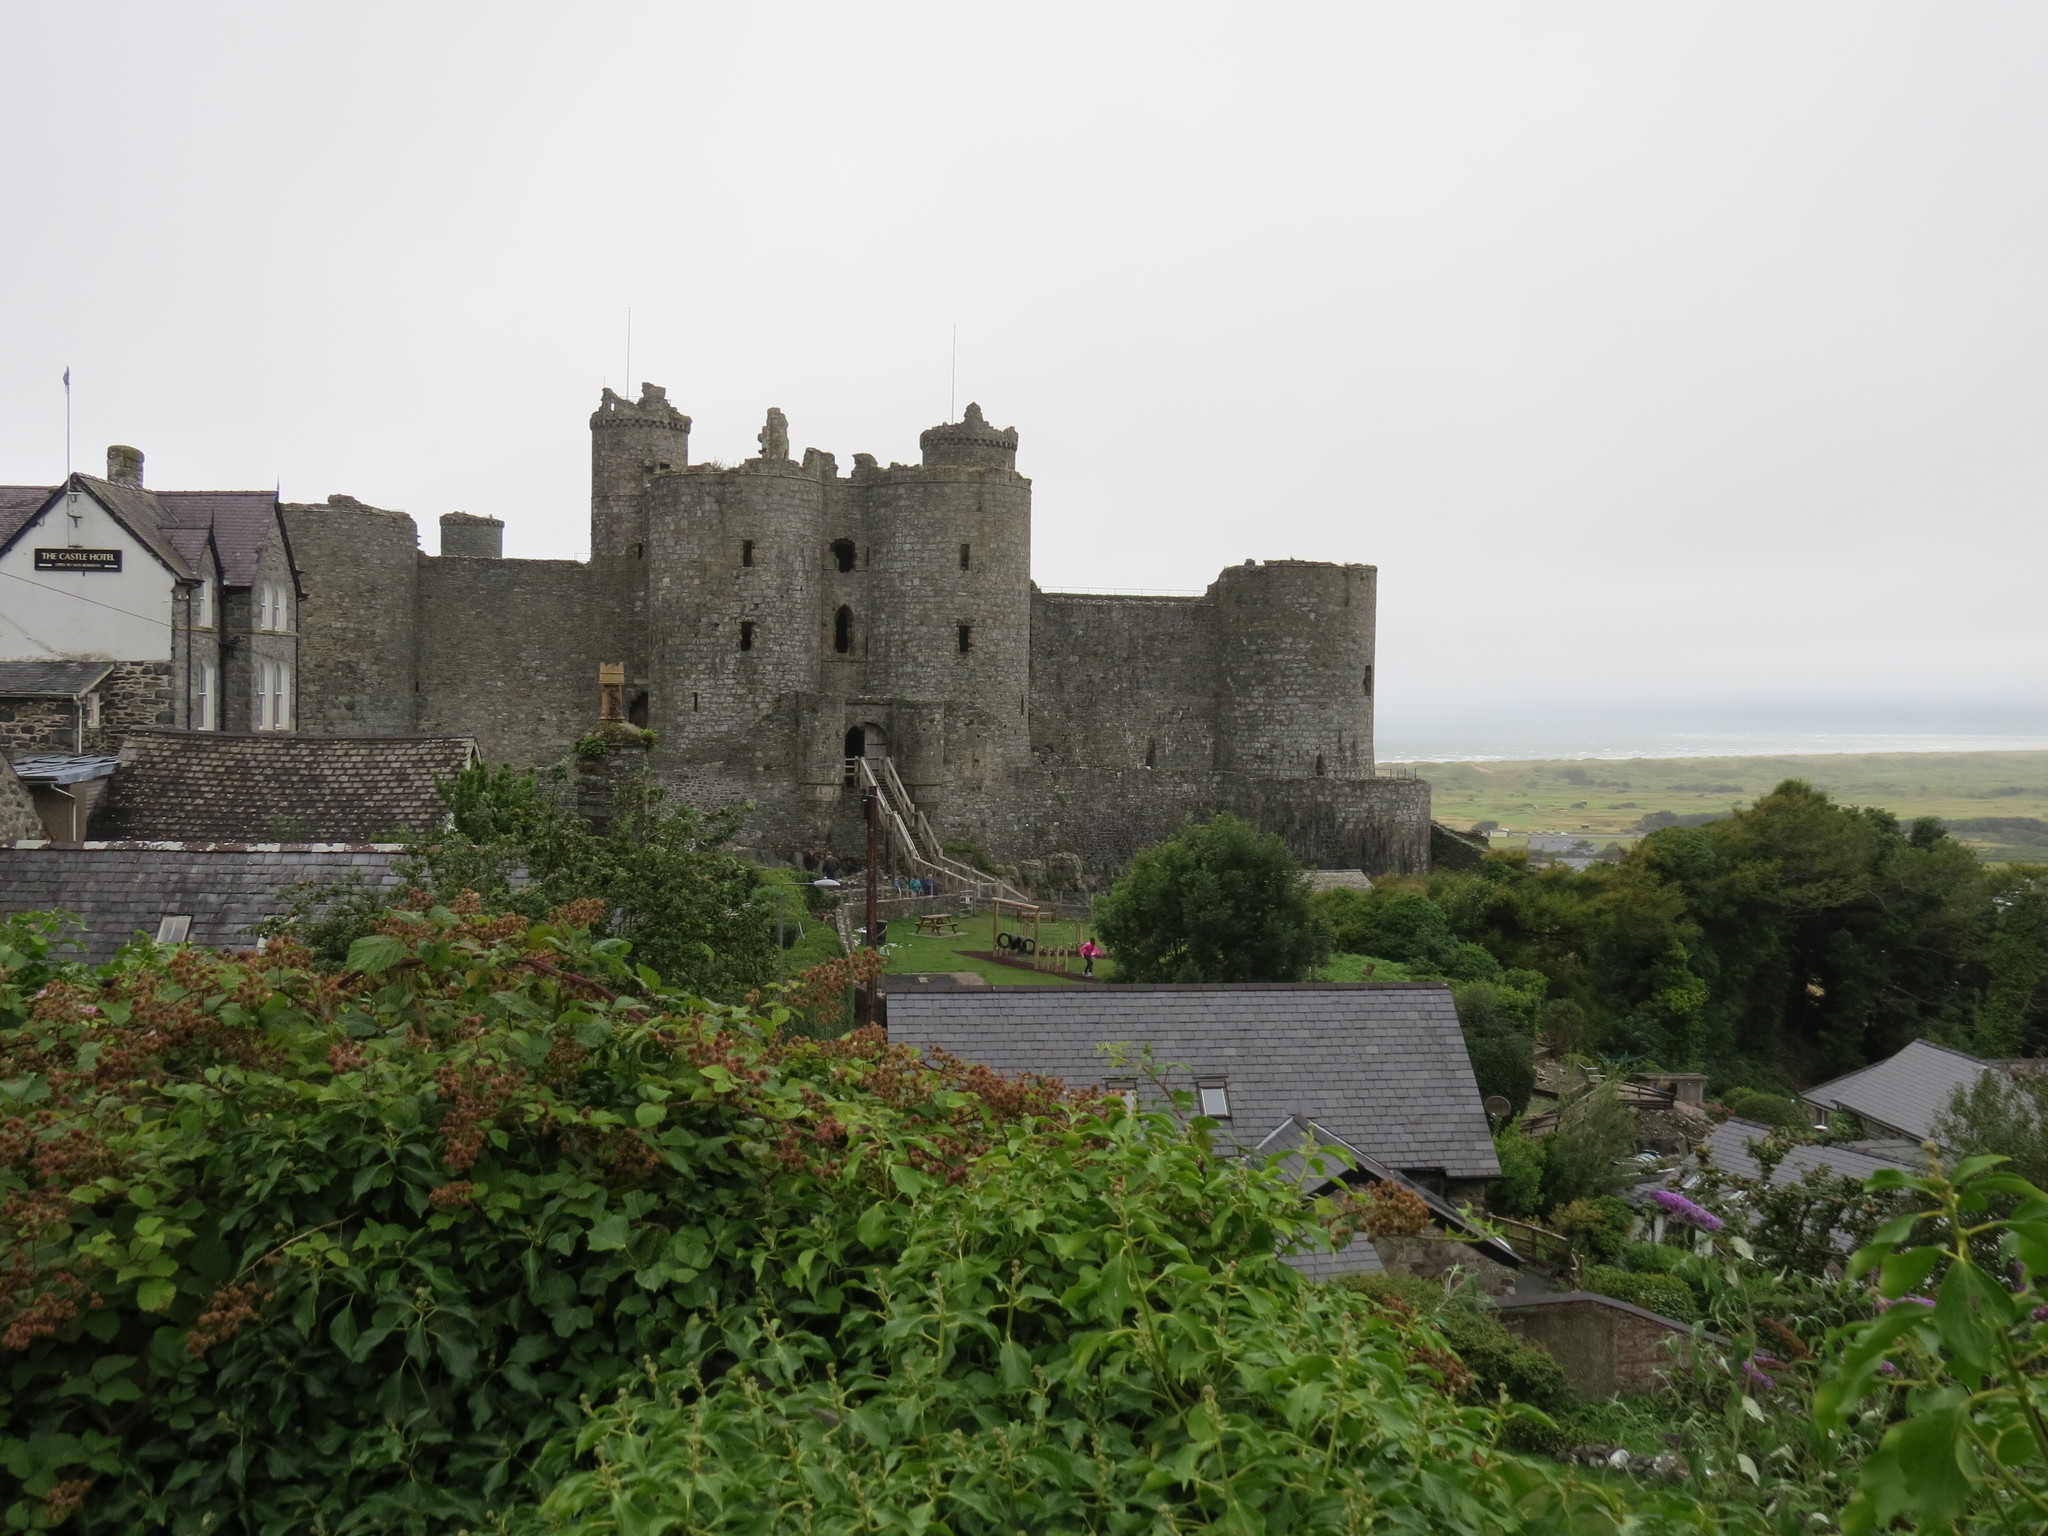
[851,403,1032,791]
[643,408,826,770]
[590,385,692,716]
[1212,559,1376,778]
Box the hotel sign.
[35,548,121,572]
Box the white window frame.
[194,661,215,731]
[1198,1083,1231,1120]
[81,692,102,729]
[275,661,292,729]
[194,579,214,630]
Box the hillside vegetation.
[1414,749,2048,859]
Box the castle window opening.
[739,621,756,651]
[831,538,857,573]
[632,543,643,559]
[834,606,854,654]
[1314,753,1326,778]
[957,623,973,654]
[1362,666,1373,698]
[1145,738,1156,769]
[959,542,971,571]
[691,691,700,713]
[741,539,755,567]
[629,691,649,727]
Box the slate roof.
[0,485,56,549]
[0,844,406,964]
[886,983,1502,1181]
[1801,1038,1991,1141]
[93,731,478,842]
[1703,1118,1918,1187]
[0,661,116,697]
[0,479,279,588]
[156,491,282,586]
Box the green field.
[878,914,1109,986]
[1416,749,2048,860]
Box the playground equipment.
[992,899,1092,974]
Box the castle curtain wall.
[281,499,421,735]
[1028,593,1219,774]
[415,556,599,768]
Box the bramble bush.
[0,906,1784,1534]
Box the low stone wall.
[1494,1291,1709,1398]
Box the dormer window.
[256,583,290,632]
[194,580,214,629]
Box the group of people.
[796,849,851,879]
[890,874,945,897]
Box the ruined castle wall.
[589,388,693,718]
[415,557,597,768]
[1028,593,1217,774]
[281,499,420,735]
[646,462,823,783]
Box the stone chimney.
[438,511,503,558]
[106,445,144,486]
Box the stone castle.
[2,387,1430,872]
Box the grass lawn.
[1414,749,2048,861]
[879,915,1110,986]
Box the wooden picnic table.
[915,912,963,936]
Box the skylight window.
[1198,1084,1231,1119]
[155,916,192,944]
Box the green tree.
[1093,812,1327,982]
[265,764,777,1002]
[1934,1066,2048,1190]
[1538,1081,1636,1209]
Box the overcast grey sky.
[4,3,2045,743]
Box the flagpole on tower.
[63,367,71,480]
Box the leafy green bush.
[1332,1273,1576,1431]
[1539,1081,1638,1209]
[1490,1122,1547,1217]
[1720,1086,1805,1128]
[263,763,777,1001]
[1094,812,1327,982]
[1581,1265,1701,1323]
[0,909,1769,1536]
[1815,1151,2048,1533]
[1551,1195,1636,1264]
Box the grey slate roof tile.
[888,984,1501,1181]
[1703,1117,1917,1186]
[94,731,478,842]
[0,845,406,963]
[1800,1039,1991,1141]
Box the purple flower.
[1650,1189,1725,1231]
[1878,1361,1900,1377]
[1742,1360,1778,1393]
[1874,1295,1935,1312]
[2032,1305,2048,1324]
